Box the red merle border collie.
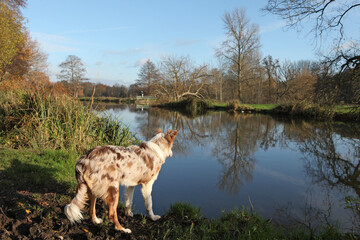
[64,129,179,233]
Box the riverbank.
[156,98,360,121]
[78,96,135,104]
[0,148,356,240]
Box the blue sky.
[22,0,354,86]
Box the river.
[99,104,360,232]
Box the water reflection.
[213,116,257,195]
[299,124,360,231]
[102,105,360,232]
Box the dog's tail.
[64,160,88,224]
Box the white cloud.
[30,32,79,53]
[337,40,359,51]
[135,58,150,67]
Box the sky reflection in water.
[100,105,360,232]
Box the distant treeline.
[1,1,359,107]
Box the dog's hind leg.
[106,186,131,233]
[141,181,161,221]
[89,192,102,224]
[125,186,135,217]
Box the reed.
[0,91,139,152]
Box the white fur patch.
[146,141,166,160]
[64,203,83,224]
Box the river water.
[99,105,360,232]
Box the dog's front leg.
[141,181,161,221]
[125,186,135,217]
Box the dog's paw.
[150,215,161,221]
[121,228,132,234]
[125,211,134,217]
[92,216,103,224]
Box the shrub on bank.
[0,91,139,152]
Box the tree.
[1,0,27,10]
[262,55,280,103]
[57,55,87,97]
[155,56,209,100]
[0,2,25,80]
[275,60,317,103]
[0,31,49,91]
[216,8,261,102]
[263,0,360,79]
[136,59,159,95]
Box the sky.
[21,0,358,86]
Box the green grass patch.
[246,104,279,110]
[0,148,78,191]
[168,202,202,220]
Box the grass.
[0,91,140,153]
[246,104,279,110]
[160,206,284,240]
[168,202,202,220]
[0,148,78,191]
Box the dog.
[64,129,179,233]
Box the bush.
[0,91,140,152]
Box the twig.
[0,207,9,219]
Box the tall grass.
[0,91,139,153]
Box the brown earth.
[0,179,185,240]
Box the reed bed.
[0,91,139,153]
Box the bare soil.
[0,178,183,240]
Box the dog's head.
[151,128,179,157]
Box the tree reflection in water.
[108,105,360,232]
[212,115,258,195]
[298,123,360,232]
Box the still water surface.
[100,105,360,232]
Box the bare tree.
[155,56,209,100]
[276,60,317,103]
[262,55,280,103]
[216,8,261,102]
[57,55,87,97]
[263,0,360,70]
[136,59,159,95]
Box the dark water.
[100,105,360,232]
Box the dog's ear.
[155,128,163,134]
[165,129,179,143]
